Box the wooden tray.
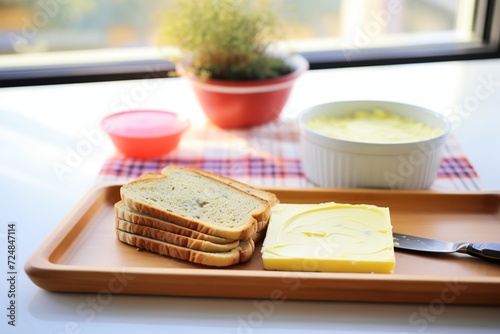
[25,183,500,305]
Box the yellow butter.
[261,202,395,273]
[306,109,443,143]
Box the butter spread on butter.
[306,109,443,143]
[261,202,395,273]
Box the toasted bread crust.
[120,168,270,240]
[162,166,279,206]
[115,201,236,244]
[116,229,254,267]
[116,219,241,252]
[116,166,278,267]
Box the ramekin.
[298,100,451,189]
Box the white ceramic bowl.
[298,100,451,189]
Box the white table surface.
[1,58,500,334]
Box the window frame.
[1,0,499,88]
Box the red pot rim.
[177,54,309,88]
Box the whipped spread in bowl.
[306,109,443,143]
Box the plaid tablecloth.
[98,118,481,191]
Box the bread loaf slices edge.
[116,218,241,253]
[115,201,236,244]
[116,229,255,267]
[120,171,270,240]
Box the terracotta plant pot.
[179,54,309,128]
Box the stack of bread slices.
[115,166,279,267]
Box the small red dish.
[101,110,189,158]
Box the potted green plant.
[158,0,309,128]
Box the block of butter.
[261,202,395,273]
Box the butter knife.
[393,232,500,263]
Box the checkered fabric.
[98,118,481,191]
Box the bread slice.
[161,166,279,206]
[160,165,278,243]
[115,201,235,244]
[120,167,271,240]
[116,229,255,267]
[116,219,240,253]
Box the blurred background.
[0,0,492,85]
[0,0,481,53]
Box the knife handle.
[466,243,500,263]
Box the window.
[0,0,499,86]
[290,0,500,67]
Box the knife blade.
[392,232,500,263]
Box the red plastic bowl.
[101,110,189,158]
[178,54,309,128]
